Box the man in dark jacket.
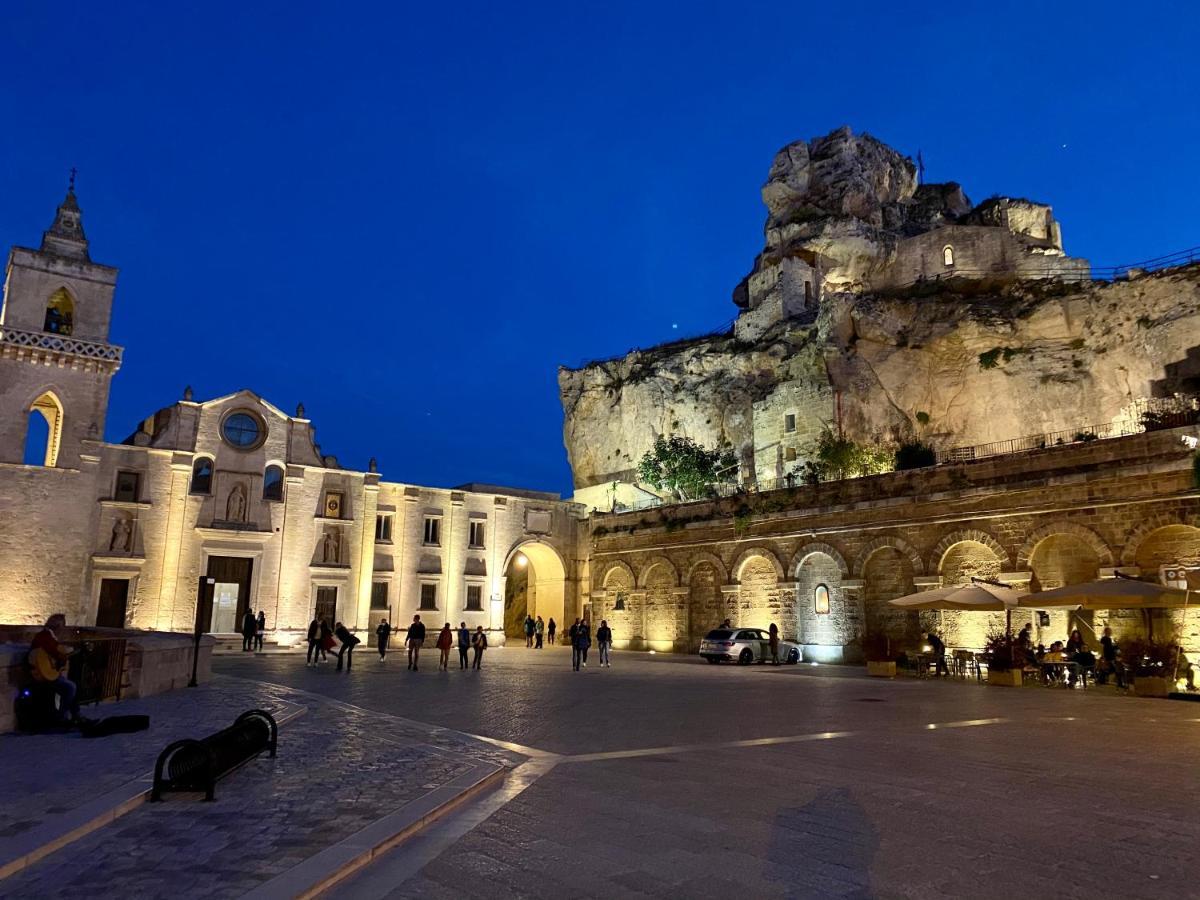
[569,619,581,670]
[457,621,471,669]
[406,614,427,671]
[241,608,257,652]
[334,621,360,672]
[596,620,613,668]
[306,617,321,666]
[376,619,391,661]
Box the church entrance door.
[96,578,129,628]
[206,556,253,633]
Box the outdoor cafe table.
[1039,658,1082,687]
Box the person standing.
[472,626,488,669]
[254,610,266,652]
[1099,626,1125,687]
[768,622,780,665]
[547,618,557,646]
[535,615,545,649]
[241,608,256,652]
[578,618,592,668]
[457,621,471,669]
[436,623,454,670]
[596,619,613,668]
[928,631,948,677]
[306,617,322,666]
[569,618,581,670]
[376,619,392,661]
[524,615,535,648]
[406,614,427,671]
[334,622,359,672]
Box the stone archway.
[861,546,919,649]
[794,550,850,662]
[937,539,1005,648]
[640,558,685,652]
[687,559,726,651]
[595,561,637,649]
[503,541,567,643]
[1026,531,1104,648]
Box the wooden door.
[96,578,130,628]
[205,556,254,631]
[315,585,338,626]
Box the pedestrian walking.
[254,610,266,652]
[472,626,488,669]
[334,621,359,672]
[241,608,256,652]
[547,617,556,646]
[596,619,613,667]
[436,623,453,670]
[569,618,581,669]
[376,619,392,660]
[319,618,334,662]
[406,614,426,671]
[928,631,949,677]
[579,618,591,667]
[768,622,780,665]
[457,621,471,669]
[524,615,535,648]
[535,615,545,649]
[306,617,321,666]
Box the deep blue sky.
[2,2,1197,494]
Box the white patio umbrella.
[888,581,1021,611]
[1016,576,1190,610]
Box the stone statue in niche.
[109,515,132,552]
[226,483,247,522]
[323,529,340,563]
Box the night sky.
[1,2,1196,494]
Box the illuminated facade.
[0,192,585,641]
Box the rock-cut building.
[0,190,586,642]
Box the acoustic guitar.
[29,646,67,682]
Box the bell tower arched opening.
[44,287,75,335]
[24,392,64,467]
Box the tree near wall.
[637,435,737,502]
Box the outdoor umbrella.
[1015,577,1190,610]
[888,581,1021,611]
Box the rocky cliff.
[559,126,1200,492]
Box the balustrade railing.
[0,325,123,362]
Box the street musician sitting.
[29,614,78,723]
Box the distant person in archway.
[535,616,545,649]
[524,615,535,648]
[406,615,426,671]
[547,618,557,646]
[570,619,581,669]
[437,623,453,670]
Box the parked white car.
[699,628,802,665]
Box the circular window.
[221,411,263,449]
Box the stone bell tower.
[0,181,122,467]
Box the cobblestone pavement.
[218,648,1200,899]
[2,675,513,899]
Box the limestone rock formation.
[559,126,1199,500]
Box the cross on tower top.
[69,167,77,193]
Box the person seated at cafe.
[1066,629,1085,655]
[1176,650,1197,692]
[29,613,78,723]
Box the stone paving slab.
[1,675,514,898]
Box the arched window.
[190,457,213,495]
[24,392,64,467]
[943,245,955,268]
[263,464,284,501]
[44,288,74,336]
[814,583,831,615]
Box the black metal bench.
[151,709,277,801]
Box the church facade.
[0,191,586,642]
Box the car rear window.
[705,630,733,640]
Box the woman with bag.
[471,626,488,669]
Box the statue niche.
[109,515,132,553]
[322,528,340,564]
[226,482,247,522]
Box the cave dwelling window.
[943,245,955,268]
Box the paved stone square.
[216,647,1200,899]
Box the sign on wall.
[525,509,552,535]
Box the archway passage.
[503,541,567,644]
[24,392,64,467]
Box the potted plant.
[984,631,1022,686]
[1122,637,1179,697]
[863,633,895,677]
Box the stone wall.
[585,426,1200,659]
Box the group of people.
[240,608,267,652]
[304,617,361,671]
[372,615,490,671]
[520,615,557,648]
[566,618,614,670]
